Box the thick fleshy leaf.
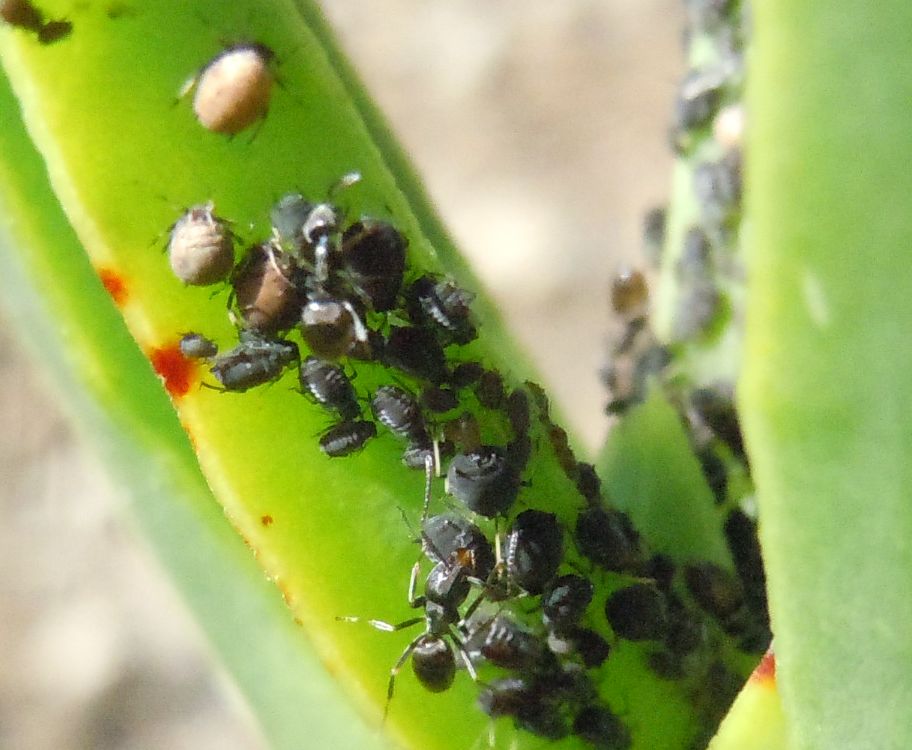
[708,652,790,750]
[0,1,722,748]
[0,67,391,750]
[742,3,912,748]
[599,392,732,568]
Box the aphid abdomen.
[168,204,235,286]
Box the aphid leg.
[341,299,369,344]
[406,560,425,609]
[327,171,363,225]
[314,235,331,283]
[433,438,443,478]
[451,629,478,682]
[421,453,435,521]
[384,633,424,721]
[264,243,295,289]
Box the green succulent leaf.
[741,2,912,749]
[708,654,790,750]
[0,1,741,749]
[0,64,391,750]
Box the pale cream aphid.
[167,202,235,286]
[713,103,745,150]
[180,43,275,135]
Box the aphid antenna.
[342,299,370,344]
[421,453,435,521]
[328,170,363,200]
[308,417,338,441]
[335,614,423,633]
[451,630,479,682]
[396,506,420,541]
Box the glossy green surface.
[743,3,912,748]
[0,68,392,750]
[0,1,719,748]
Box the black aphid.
[670,65,729,152]
[505,510,564,595]
[686,0,735,34]
[341,220,407,312]
[575,507,640,573]
[451,361,485,388]
[446,445,519,517]
[506,388,531,437]
[477,677,569,740]
[572,628,612,669]
[575,463,602,505]
[505,435,532,478]
[477,676,536,719]
[664,605,706,656]
[573,704,632,750]
[542,574,594,633]
[642,205,667,266]
[299,356,360,420]
[420,385,459,414]
[270,192,315,259]
[319,420,376,457]
[474,369,506,409]
[179,332,218,359]
[696,446,728,505]
[672,227,720,341]
[467,613,556,673]
[371,385,428,443]
[515,704,570,741]
[1,0,72,45]
[605,583,668,641]
[690,385,745,459]
[724,509,769,626]
[443,412,482,453]
[407,275,477,344]
[641,553,676,592]
[382,326,448,383]
[401,440,455,471]
[694,151,742,227]
[209,336,298,392]
[300,296,368,360]
[684,562,744,623]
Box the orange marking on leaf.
[750,649,776,685]
[98,267,128,306]
[261,514,274,527]
[149,342,197,399]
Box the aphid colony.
[164,179,747,746]
[601,0,769,661]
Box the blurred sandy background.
[0,2,683,748]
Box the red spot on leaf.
[751,649,776,685]
[149,343,197,398]
[98,268,128,306]
[261,514,274,527]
